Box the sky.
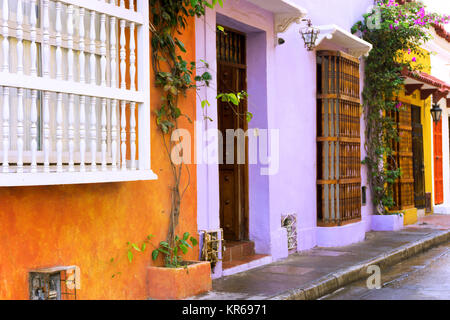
[422,0,450,31]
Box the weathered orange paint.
[0,8,198,300]
[147,262,212,300]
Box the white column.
[42,0,50,78]
[111,99,118,171]
[30,90,38,173]
[30,0,37,77]
[90,97,97,171]
[80,96,86,172]
[129,22,136,91]
[17,88,24,173]
[55,2,63,80]
[55,2,63,173]
[56,93,63,172]
[120,19,126,89]
[30,0,38,172]
[130,102,136,170]
[137,0,151,171]
[43,92,50,173]
[120,100,127,171]
[42,0,50,173]
[2,0,9,73]
[79,8,86,83]
[2,87,9,173]
[16,0,24,75]
[67,5,75,172]
[67,5,74,82]
[68,94,75,172]
[90,10,96,85]
[100,13,107,87]
[101,98,107,171]
[110,16,117,88]
[1,1,9,172]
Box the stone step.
[222,240,255,263]
[222,254,272,276]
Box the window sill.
[0,169,158,187]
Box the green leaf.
[179,244,188,254]
[190,237,198,247]
[160,241,170,248]
[141,243,147,252]
[127,250,133,263]
[131,243,141,252]
[181,239,192,248]
[183,232,190,241]
[152,250,159,261]
[158,248,171,255]
[201,100,210,109]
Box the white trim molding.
[246,0,308,34]
[315,24,373,58]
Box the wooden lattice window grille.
[388,103,415,210]
[317,51,362,226]
[216,27,246,66]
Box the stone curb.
[269,229,450,300]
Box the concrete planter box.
[147,261,212,300]
[371,214,404,231]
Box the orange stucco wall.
[0,10,198,300]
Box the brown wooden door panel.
[217,27,248,241]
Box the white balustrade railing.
[0,0,154,186]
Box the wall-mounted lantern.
[300,18,320,51]
[431,103,443,124]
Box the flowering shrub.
[352,0,449,214]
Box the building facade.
[0,0,448,299]
[195,0,375,279]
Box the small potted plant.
[147,232,212,300]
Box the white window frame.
[0,0,156,186]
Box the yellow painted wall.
[396,49,433,211]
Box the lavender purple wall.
[196,0,375,270]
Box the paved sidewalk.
[192,214,450,300]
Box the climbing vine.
[352,0,449,214]
[111,0,252,272]
[149,0,221,255]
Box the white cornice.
[315,24,373,58]
[246,0,308,34]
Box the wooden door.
[217,28,248,241]
[390,103,415,210]
[411,105,426,208]
[434,118,443,205]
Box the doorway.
[217,27,249,241]
[411,105,426,208]
[434,117,443,205]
